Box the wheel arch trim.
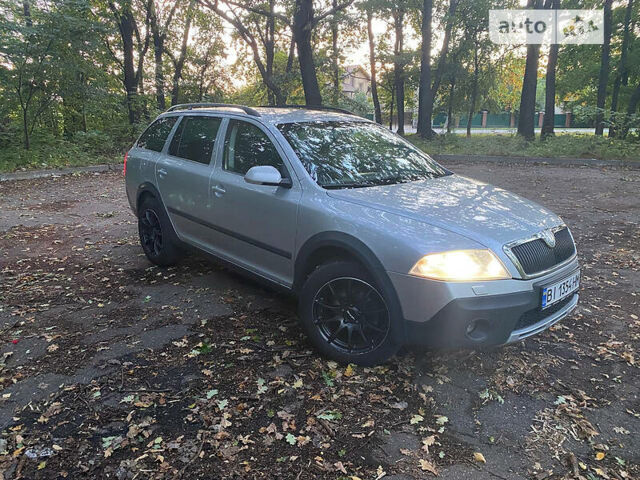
[294,232,405,323]
[135,182,163,215]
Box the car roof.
[161,105,370,126]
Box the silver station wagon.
[124,103,580,365]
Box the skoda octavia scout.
[125,104,580,365]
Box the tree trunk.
[367,11,382,124]
[121,9,138,124]
[293,0,322,105]
[416,0,432,137]
[446,76,455,134]
[264,0,279,105]
[541,0,559,142]
[619,81,640,139]
[430,0,458,102]
[467,43,479,138]
[393,7,405,135]
[609,0,634,138]
[517,0,541,140]
[331,0,339,103]
[389,83,395,130]
[153,32,165,110]
[171,0,196,106]
[23,1,32,26]
[595,0,612,135]
[22,107,30,150]
[541,44,558,139]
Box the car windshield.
[277,121,449,189]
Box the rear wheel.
[138,196,180,266]
[298,261,400,365]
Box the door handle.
[157,168,168,178]
[212,184,226,197]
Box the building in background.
[342,65,371,98]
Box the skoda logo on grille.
[540,229,556,248]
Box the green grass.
[407,133,640,162]
[0,130,134,174]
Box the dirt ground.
[0,160,638,480]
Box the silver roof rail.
[166,103,261,117]
[259,104,355,116]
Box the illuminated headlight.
[409,249,511,281]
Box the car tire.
[137,196,181,267]
[298,261,401,366]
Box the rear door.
[207,118,301,286]
[126,116,178,209]
[155,115,223,250]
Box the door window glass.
[169,116,222,164]
[137,116,177,152]
[223,120,286,176]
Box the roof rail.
[259,104,355,116]
[166,103,261,117]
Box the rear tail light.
[123,151,128,176]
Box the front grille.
[509,227,575,276]
[515,295,574,331]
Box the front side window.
[223,120,286,176]
[168,116,222,164]
[278,121,448,188]
[137,116,177,152]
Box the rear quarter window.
[168,116,222,164]
[137,117,178,152]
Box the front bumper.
[389,258,580,348]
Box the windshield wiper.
[322,182,374,189]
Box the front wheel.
[298,261,400,366]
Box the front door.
[207,118,301,286]
[155,115,223,251]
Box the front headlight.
[409,249,510,281]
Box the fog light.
[465,319,489,341]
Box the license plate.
[541,270,580,309]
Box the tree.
[609,0,634,138]
[594,0,612,135]
[292,0,355,105]
[392,4,405,134]
[416,0,459,138]
[148,0,180,110]
[107,0,147,123]
[541,0,560,140]
[167,0,196,105]
[200,0,293,105]
[416,0,431,137]
[0,0,57,149]
[517,0,542,140]
[365,8,382,123]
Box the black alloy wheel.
[139,208,163,257]
[312,277,390,354]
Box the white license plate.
[541,270,580,309]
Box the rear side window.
[223,120,286,176]
[137,117,177,152]
[169,116,222,164]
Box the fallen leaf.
[419,459,438,475]
[410,414,424,424]
[422,435,436,452]
[474,452,486,463]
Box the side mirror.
[244,165,291,188]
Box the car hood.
[326,174,562,248]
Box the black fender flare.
[135,182,163,216]
[294,231,406,340]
